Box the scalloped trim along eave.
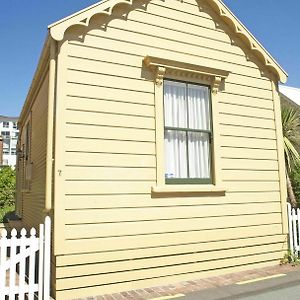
[48,0,287,83]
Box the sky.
[0,0,299,117]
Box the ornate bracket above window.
[144,56,230,94]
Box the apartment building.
[0,115,19,166]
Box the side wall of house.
[52,0,287,298]
[17,72,49,229]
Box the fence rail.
[0,217,51,300]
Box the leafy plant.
[0,166,16,208]
[291,165,300,205]
[280,250,300,266]
[282,106,300,208]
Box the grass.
[0,204,15,223]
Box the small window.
[1,131,10,138]
[22,121,32,191]
[25,122,30,161]
[2,121,9,128]
[13,122,17,129]
[3,150,9,155]
[11,149,17,155]
[164,80,212,184]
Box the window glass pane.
[187,84,210,130]
[165,130,187,179]
[164,81,187,128]
[188,132,210,179]
[1,131,10,138]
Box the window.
[13,122,17,129]
[25,123,30,161]
[3,150,9,155]
[144,55,229,194]
[2,121,9,128]
[164,80,212,184]
[22,121,32,191]
[11,149,17,155]
[1,131,10,138]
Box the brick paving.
[72,264,299,300]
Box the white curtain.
[164,81,211,179]
[188,84,210,131]
[188,132,210,178]
[188,84,211,178]
[164,81,187,178]
[165,130,187,178]
[164,81,187,128]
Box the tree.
[282,106,300,208]
[0,166,16,208]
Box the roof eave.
[48,0,287,83]
[19,35,51,128]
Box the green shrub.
[0,204,15,223]
[0,166,16,208]
[291,165,300,206]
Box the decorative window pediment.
[144,55,230,94]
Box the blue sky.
[0,0,299,116]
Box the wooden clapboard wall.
[49,0,287,298]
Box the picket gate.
[0,217,51,300]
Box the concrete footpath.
[74,264,300,300]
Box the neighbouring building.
[279,85,300,108]
[0,115,19,166]
[16,0,289,299]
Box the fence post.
[38,223,44,299]
[28,228,37,300]
[297,208,300,256]
[0,229,8,300]
[287,203,294,254]
[292,208,297,255]
[19,228,27,300]
[9,229,17,300]
[44,216,51,300]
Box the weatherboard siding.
[20,72,49,229]
[52,0,285,298]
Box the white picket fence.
[287,203,300,257]
[0,217,51,300]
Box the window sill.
[151,184,226,198]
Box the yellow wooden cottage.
[16,0,288,298]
